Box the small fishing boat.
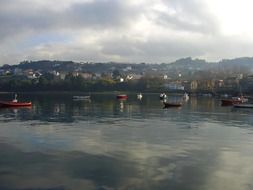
[221,96,248,106]
[0,94,32,108]
[233,103,253,108]
[117,94,128,100]
[163,102,182,108]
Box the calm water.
[0,93,253,190]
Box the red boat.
[221,96,248,106]
[0,101,32,108]
[116,94,128,100]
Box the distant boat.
[73,95,91,100]
[160,93,167,100]
[117,94,128,100]
[183,93,189,101]
[233,103,253,108]
[137,93,143,100]
[163,102,182,108]
[222,86,248,106]
[0,94,32,108]
[221,96,248,106]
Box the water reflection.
[119,100,124,112]
[0,93,253,189]
[0,93,252,131]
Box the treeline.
[0,73,165,92]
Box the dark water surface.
[0,93,253,190]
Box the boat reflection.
[119,101,124,112]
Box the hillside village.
[1,57,253,94]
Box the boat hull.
[73,96,91,100]
[163,102,182,108]
[117,95,128,100]
[221,99,242,106]
[234,104,253,108]
[221,97,248,106]
[0,101,32,108]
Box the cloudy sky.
[1,0,253,65]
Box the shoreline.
[0,91,251,97]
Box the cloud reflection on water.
[0,94,253,189]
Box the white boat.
[137,93,143,100]
[183,93,189,101]
[73,95,91,100]
[160,93,167,100]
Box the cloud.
[0,0,253,65]
[148,0,219,34]
[0,0,140,37]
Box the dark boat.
[221,96,248,106]
[117,94,128,100]
[0,101,32,108]
[163,102,182,108]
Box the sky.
[1,0,253,65]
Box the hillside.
[1,57,253,78]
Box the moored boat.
[73,95,91,100]
[117,94,128,100]
[221,96,248,106]
[0,101,32,108]
[183,93,189,101]
[163,102,182,108]
[0,94,32,108]
[160,93,167,100]
[137,93,143,100]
